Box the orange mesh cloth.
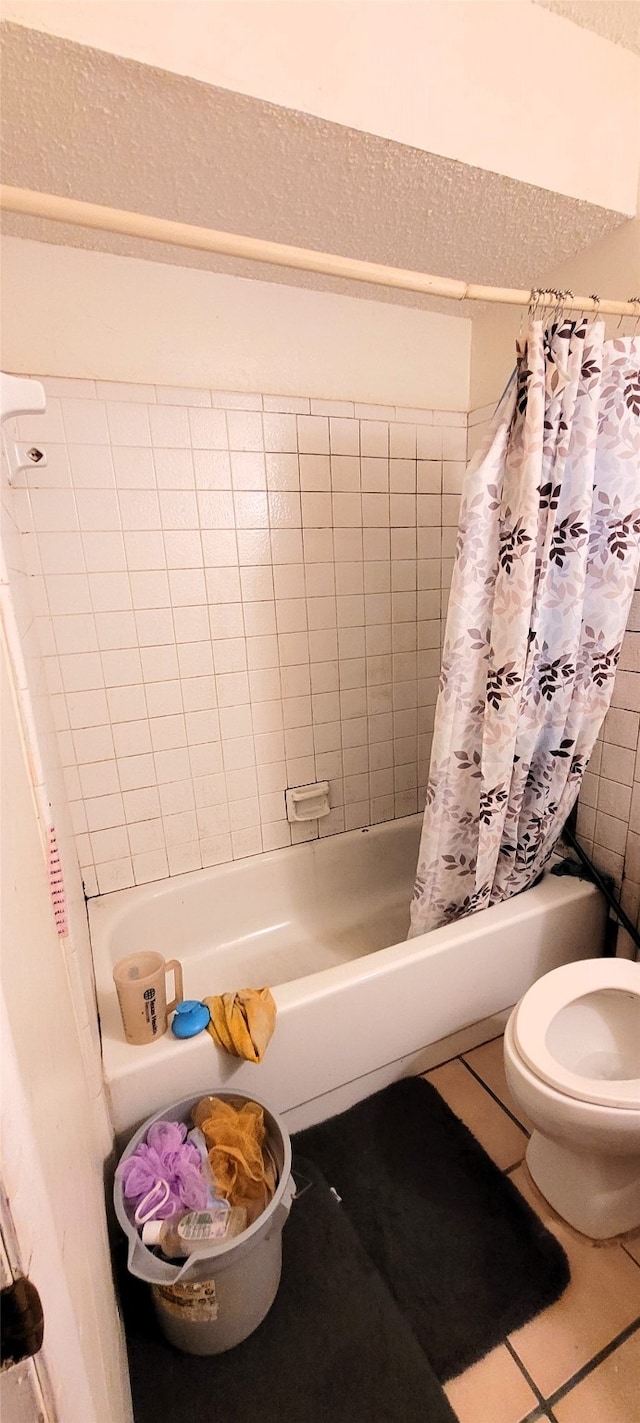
[203,987,276,1064]
[192,1096,276,1222]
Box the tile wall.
[11,378,466,896]
[1,409,109,1102]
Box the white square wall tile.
[169,569,206,606]
[62,399,110,444]
[360,422,388,457]
[297,415,329,455]
[100,648,142,685]
[106,403,151,447]
[81,531,126,573]
[133,850,169,885]
[118,490,161,530]
[233,492,269,528]
[128,819,166,854]
[193,451,232,492]
[236,531,272,566]
[269,492,301,528]
[188,408,228,450]
[164,530,203,569]
[112,447,156,489]
[76,489,121,531]
[107,684,148,723]
[329,418,359,455]
[417,426,443,460]
[442,427,467,460]
[30,489,79,532]
[389,423,416,458]
[68,445,115,488]
[149,404,190,447]
[154,449,194,489]
[37,532,83,575]
[263,415,298,452]
[231,453,266,490]
[299,455,330,491]
[227,411,264,452]
[159,491,199,530]
[90,572,133,613]
[266,453,300,491]
[331,456,360,491]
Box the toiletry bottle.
[142,1206,247,1257]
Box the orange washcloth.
[203,987,276,1064]
[192,1095,276,1220]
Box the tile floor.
[424,1035,640,1423]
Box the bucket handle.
[291,1170,313,1202]
[147,1172,299,1284]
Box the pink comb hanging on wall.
[47,825,68,936]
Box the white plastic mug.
[113,951,183,1046]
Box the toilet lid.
[513,958,640,1108]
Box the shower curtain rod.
[1,185,638,319]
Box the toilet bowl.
[504,957,640,1239]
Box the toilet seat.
[513,958,640,1109]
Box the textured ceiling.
[0,22,631,317]
[535,0,640,53]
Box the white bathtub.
[88,814,607,1137]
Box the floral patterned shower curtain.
[410,320,640,938]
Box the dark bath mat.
[296,1076,570,1381]
[118,1156,457,1423]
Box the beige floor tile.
[425,1059,528,1170]
[622,1229,640,1268]
[553,1330,640,1423]
[508,1166,640,1397]
[445,1344,538,1423]
[463,1035,535,1134]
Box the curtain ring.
[562,290,574,326]
[528,288,540,323]
[588,293,601,323]
[629,296,640,335]
[538,288,552,328]
[547,289,563,335]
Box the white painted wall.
[4,0,639,212]
[0,638,132,1423]
[0,237,471,409]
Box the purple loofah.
[117,1118,208,1219]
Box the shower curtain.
[410,319,640,937]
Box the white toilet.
[504,957,640,1240]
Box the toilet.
[504,957,640,1240]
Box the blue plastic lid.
[171,999,210,1039]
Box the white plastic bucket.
[114,1089,295,1354]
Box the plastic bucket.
[114,1089,295,1354]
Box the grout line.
[621,1241,640,1271]
[504,1338,548,1414]
[544,1316,640,1411]
[460,1055,531,1136]
[422,1028,507,1078]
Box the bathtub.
[88,814,607,1137]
